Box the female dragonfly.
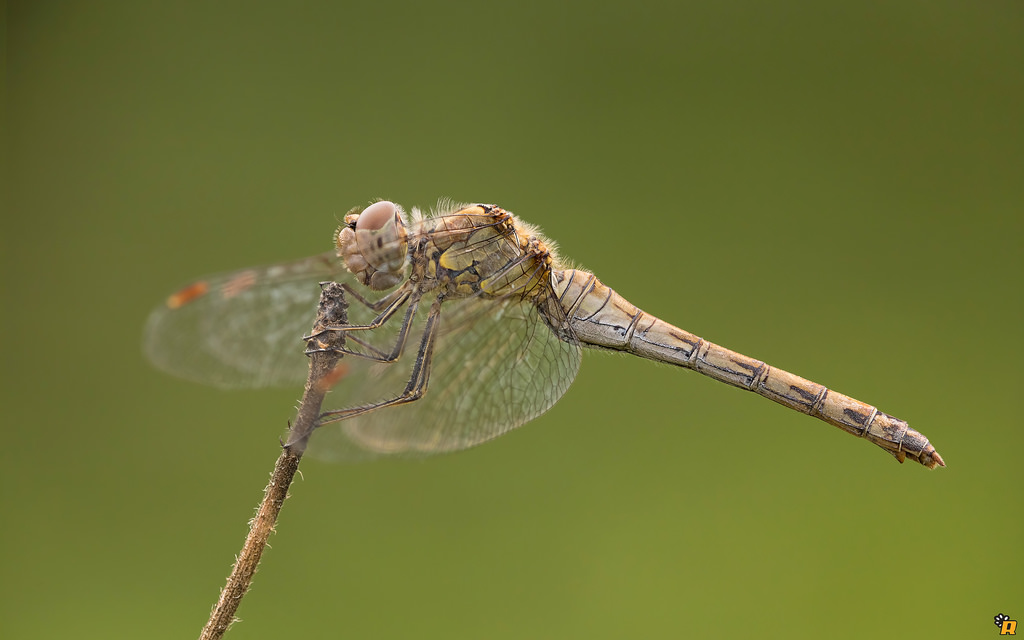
[145,200,944,467]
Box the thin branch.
[198,282,348,640]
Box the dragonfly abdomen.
[552,268,944,469]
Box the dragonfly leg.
[335,282,406,313]
[304,284,412,340]
[307,294,421,363]
[316,296,443,426]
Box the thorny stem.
[198,282,348,640]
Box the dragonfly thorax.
[336,200,410,290]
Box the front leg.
[305,283,412,339]
[305,284,422,363]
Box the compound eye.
[356,200,398,234]
[354,201,408,287]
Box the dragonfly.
[144,200,945,467]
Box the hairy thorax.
[406,205,559,302]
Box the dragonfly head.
[336,200,410,290]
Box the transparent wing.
[309,289,583,461]
[144,211,583,461]
[143,252,350,388]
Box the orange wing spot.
[166,281,210,309]
[314,363,350,393]
[220,270,258,299]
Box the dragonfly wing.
[143,252,350,388]
[310,290,583,460]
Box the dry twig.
[198,282,348,640]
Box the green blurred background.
[4,2,1021,638]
